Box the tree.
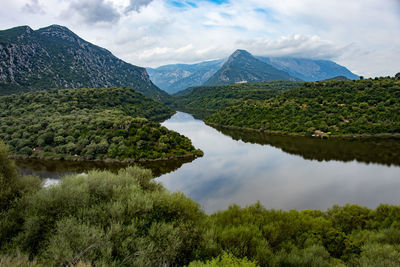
[0,140,19,211]
[395,73,400,79]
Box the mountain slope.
[149,53,358,93]
[0,25,169,101]
[257,57,359,81]
[147,59,224,94]
[204,50,299,86]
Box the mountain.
[147,59,224,94]
[148,51,359,94]
[204,50,298,86]
[256,57,359,81]
[0,25,169,101]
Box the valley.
[1,22,400,266]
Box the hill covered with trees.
[1,143,400,266]
[0,87,202,161]
[171,81,302,118]
[206,77,400,136]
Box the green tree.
[0,140,19,211]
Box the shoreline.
[9,151,203,164]
[206,122,400,140]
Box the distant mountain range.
[147,60,224,94]
[256,57,359,82]
[147,50,359,94]
[0,25,168,101]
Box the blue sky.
[0,0,399,77]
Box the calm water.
[16,111,400,213]
[158,112,400,213]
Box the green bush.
[188,253,258,267]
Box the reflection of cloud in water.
[161,112,400,214]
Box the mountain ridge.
[147,59,224,94]
[203,49,299,86]
[256,56,359,81]
[0,25,169,101]
[148,50,358,93]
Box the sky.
[0,0,399,77]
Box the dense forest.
[204,77,400,136]
[1,142,400,266]
[0,87,202,161]
[171,81,302,118]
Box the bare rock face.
[0,25,168,101]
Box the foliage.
[0,87,202,161]
[0,165,214,266]
[0,140,41,212]
[0,86,173,122]
[188,253,258,267]
[171,81,301,118]
[206,77,400,135]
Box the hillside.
[206,77,400,136]
[171,81,302,118]
[257,57,359,81]
[147,59,224,94]
[0,87,202,161]
[0,25,169,101]
[204,50,298,86]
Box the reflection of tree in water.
[16,156,197,179]
[214,126,400,166]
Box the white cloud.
[0,0,399,77]
[22,0,45,14]
[125,0,154,13]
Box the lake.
[16,112,400,213]
[158,112,400,213]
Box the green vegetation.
[206,77,400,136]
[0,87,202,161]
[171,81,302,118]
[1,144,400,266]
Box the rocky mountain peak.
[0,24,169,101]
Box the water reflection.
[16,155,196,179]
[212,126,400,166]
[159,112,400,213]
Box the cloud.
[125,0,154,13]
[67,0,120,24]
[22,0,45,14]
[1,0,400,76]
[235,34,349,60]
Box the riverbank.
[206,122,400,139]
[9,150,203,164]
